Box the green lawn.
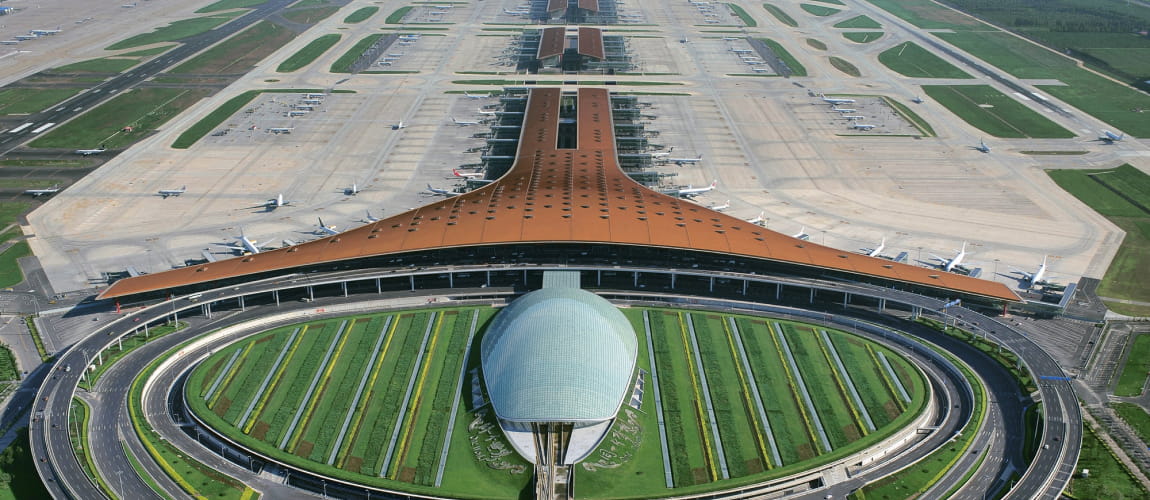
[0,88,82,115]
[170,21,296,74]
[843,32,882,43]
[386,6,414,24]
[196,0,267,13]
[806,38,827,50]
[52,58,141,74]
[1116,334,1150,396]
[29,88,210,149]
[344,6,379,23]
[878,41,972,79]
[331,34,385,73]
[757,38,807,76]
[727,3,758,27]
[0,343,17,381]
[921,85,1074,138]
[828,56,860,77]
[834,15,880,29]
[0,242,30,289]
[799,3,840,16]
[1111,402,1150,446]
[106,13,242,50]
[1065,424,1149,499]
[865,0,983,30]
[761,4,798,27]
[277,34,342,73]
[1047,165,1150,313]
[0,428,49,499]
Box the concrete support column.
[597,270,601,286]
[776,283,782,301]
[342,281,348,297]
[239,295,245,312]
[878,298,886,313]
[809,288,815,304]
[273,290,279,306]
[671,273,676,289]
[633,272,639,288]
[843,292,850,308]
[709,277,714,293]
[911,306,921,320]
[486,271,492,287]
[410,275,415,291]
[449,273,454,288]
[308,286,314,301]
[742,280,748,295]
[376,278,382,294]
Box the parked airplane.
[931,242,969,273]
[304,93,326,99]
[345,182,360,196]
[667,179,718,198]
[24,184,60,197]
[708,200,730,211]
[668,154,703,165]
[842,115,866,121]
[315,217,339,236]
[1014,255,1051,290]
[1100,130,1125,143]
[74,147,106,156]
[861,237,885,257]
[851,123,878,130]
[746,212,766,226]
[268,127,294,134]
[301,99,322,105]
[452,117,480,126]
[0,41,19,46]
[452,168,483,179]
[821,94,856,105]
[425,184,458,196]
[477,107,497,116]
[792,226,810,241]
[465,92,493,99]
[973,139,990,153]
[392,121,406,130]
[221,229,268,255]
[255,193,291,210]
[158,186,187,198]
[287,110,308,117]
[13,35,37,41]
[361,210,381,223]
[503,8,529,15]
[31,29,62,36]
[832,108,857,114]
[911,96,924,104]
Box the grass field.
[0,428,49,500]
[387,6,414,24]
[196,0,267,13]
[0,88,82,115]
[29,87,211,149]
[277,34,342,73]
[866,0,982,30]
[51,58,141,74]
[1065,424,1148,499]
[1111,402,1150,446]
[727,3,758,27]
[344,6,379,23]
[185,307,927,499]
[1047,165,1150,314]
[842,32,882,43]
[828,56,860,77]
[0,242,31,289]
[757,38,807,76]
[1115,334,1150,396]
[331,34,385,73]
[761,4,798,27]
[878,41,971,79]
[920,85,1074,138]
[106,13,242,50]
[282,5,340,24]
[800,3,839,16]
[171,21,295,74]
[0,343,17,381]
[834,15,880,29]
[806,38,827,50]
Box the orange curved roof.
[99,88,1020,301]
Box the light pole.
[322,479,327,498]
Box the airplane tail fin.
[711,179,718,188]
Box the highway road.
[31,260,1081,499]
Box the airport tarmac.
[17,0,1147,295]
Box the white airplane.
[843,115,866,121]
[287,110,308,117]
[221,228,268,255]
[1014,255,1051,290]
[832,108,857,113]
[668,179,718,198]
[792,226,810,241]
[256,193,292,210]
[465,92,493,99]
[0,41,19,45]
[74,148,106,156]
[361,210,381,223]
[425,184,458,196]
[13,35,38,41]
[709,199,730,211]
[30,29,62,36]
[931,242,969,273]
[452,168,483,179]
[268,127,294,134]
[477,107,497,116]
[911,96,924,104]
[851,123,878,131]
[1100,130,1125,143]
[315,217,339,236]
[452,117,480,126]
[668,154,703,165]
[503,8,529,15]
[862,237,885,257]
[345,182,360,196]
[746,212,766,225]
[973,139,990,153]
[301,99,322,105]
[24,184,61,197]
[392,121,406,130]
[304,93,326,98]
[821,95,856,105]
[158,186,186,198]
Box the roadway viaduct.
[30,260,1081,499]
